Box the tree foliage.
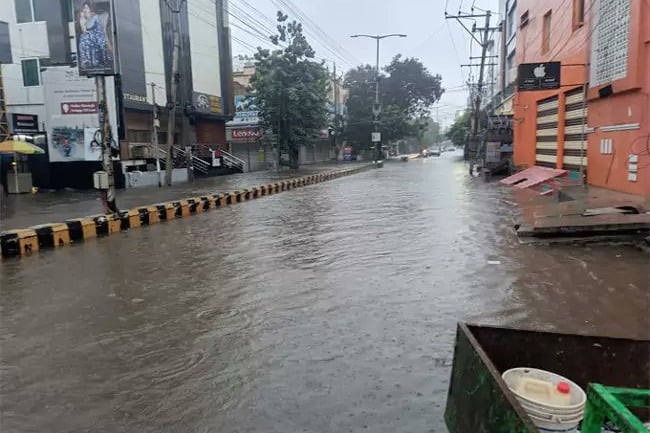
[446,111,470,148]
[250,12,329,168]
[344,55,444,150]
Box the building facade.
[1,0,233,189]
[512,0,648,195]
[226,60,345,171]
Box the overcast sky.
[228,0,500,128]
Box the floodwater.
[1,153,648,433]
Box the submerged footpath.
[508,183,650,248]
[0,163,371,259]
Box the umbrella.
[0,140,44,194]
[0,140,45,154]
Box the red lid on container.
[557,382,571,394]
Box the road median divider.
[1,165,371,259]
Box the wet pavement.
[0,163,364,230]
[1,152,648,433]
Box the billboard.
[73,0,116,76]
[227,95,259,125]
[43,68,118,162]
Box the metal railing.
[220,149,245,172]
[156,146,244,175]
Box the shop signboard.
[517,62,561,91]
[11,114,39,133]
[193,92,223,115]
[227,127,261,141]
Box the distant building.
[1,0,233,189]
[512,0,648,195]
[225,60,345,171]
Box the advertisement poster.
[74,0,116,76]
[43,68,118,162]
[229,95,259,125]
[50,127,86,160]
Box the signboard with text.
[43,68,118,162]
[193,92,223,115]
[517,62,561,91]
[11,114,39,133]
[227,127,261,141]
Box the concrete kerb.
[0,165,371,259]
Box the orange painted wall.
[586,0,650,195]
[513,0,591,168]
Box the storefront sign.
[123,93,147,104]
[227,127,261,141]
[11,113,39,133]
[61,102,98,115]
[518,62,561,91]
[193,92,223,114]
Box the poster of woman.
[74,0,116,76]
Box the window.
[573,0,585,28]
[520,10,529,28]
[507,6,516,39]
[14,0,34,23]
[542,11,552,54]
[506,50,516,84]
[21,59,41,87]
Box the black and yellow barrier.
[172,200,190,218]
[214,193,226,207]
[1,229,39,257]
[66,218,97,241]
[31,223,71,249]
[92,214,121,236]
[1,165,371,258]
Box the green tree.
[446,111,470,148]
[250,12,329,169]
[344,56,444,150]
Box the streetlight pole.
[350,33,407,166]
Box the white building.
[1,0,233,189]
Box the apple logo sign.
[62,103,70,113]
[533,64,546,78]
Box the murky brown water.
[1,154,648,433]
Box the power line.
[270,0,357,68]
[278,0,361,65]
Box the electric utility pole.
[333,62,340,155]
[151,82,161,187]
[350,33,407,166]
[445,10,499,174]
[164,0,183,186]
[96,76,118,213]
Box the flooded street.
[1,154,648,433]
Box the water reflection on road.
[1,153,648,433]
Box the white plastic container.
[502,368,587,433]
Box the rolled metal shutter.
[563,86,588,172]
[536,96,559,168]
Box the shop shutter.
[535,96,559,168]
[563,86,588,172]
